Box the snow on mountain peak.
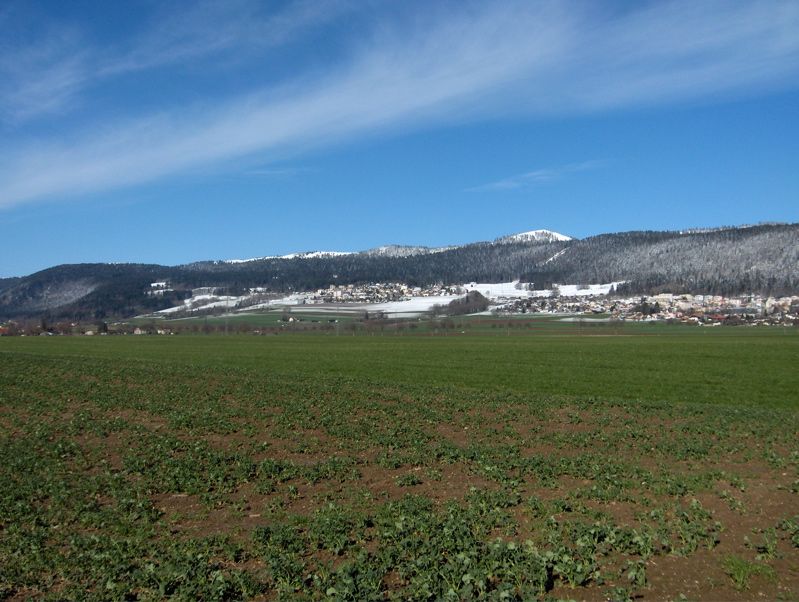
[361,245,458,258]
[223,251,352,263]
[495,229,573,243]
[221,230,570,264]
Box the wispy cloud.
[467,160,609,192]
[0,9,90,124]
[0,0,353,124]
[1,1,798,209]
[246,167,311,177]
[99,0,353,78]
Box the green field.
[1,331,798,600]
[3,327,797,409]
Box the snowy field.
[154,281,620,318]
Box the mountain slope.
[494,230,573,244]
[1,223,797,321]
[526,224,799,295]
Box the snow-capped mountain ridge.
[360,245,459,258]
[223,251,353,264]
[494,230,573,244]
[222,229,572,263]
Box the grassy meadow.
[0,327,798,600]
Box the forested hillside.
[186,239,571,291]
[1,223,797,320]
[528,224,799,296]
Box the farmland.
[1,329,798,600]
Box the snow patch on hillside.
[224,251,352,263]
[360,245,457,258]
[543,248,569,264]
[495,229,573,243]
[279,251,353,260]
[222,229,570,263]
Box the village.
[3,280,798,337]
[497,290,799,326]
[310,282,462,303]
[183,280,798,326]
[301,281,799,326]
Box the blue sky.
[1,0,798,278]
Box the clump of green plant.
[396,471,422,487]
[424,468,442,481]
[525,495,547,519]
[625,559,648,588]
[605,585,633,601]
[719,489,747,515]
[720,554,776,591]
[745,527,782,560]
[776,516,799,548]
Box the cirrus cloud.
[1,1,798,210]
